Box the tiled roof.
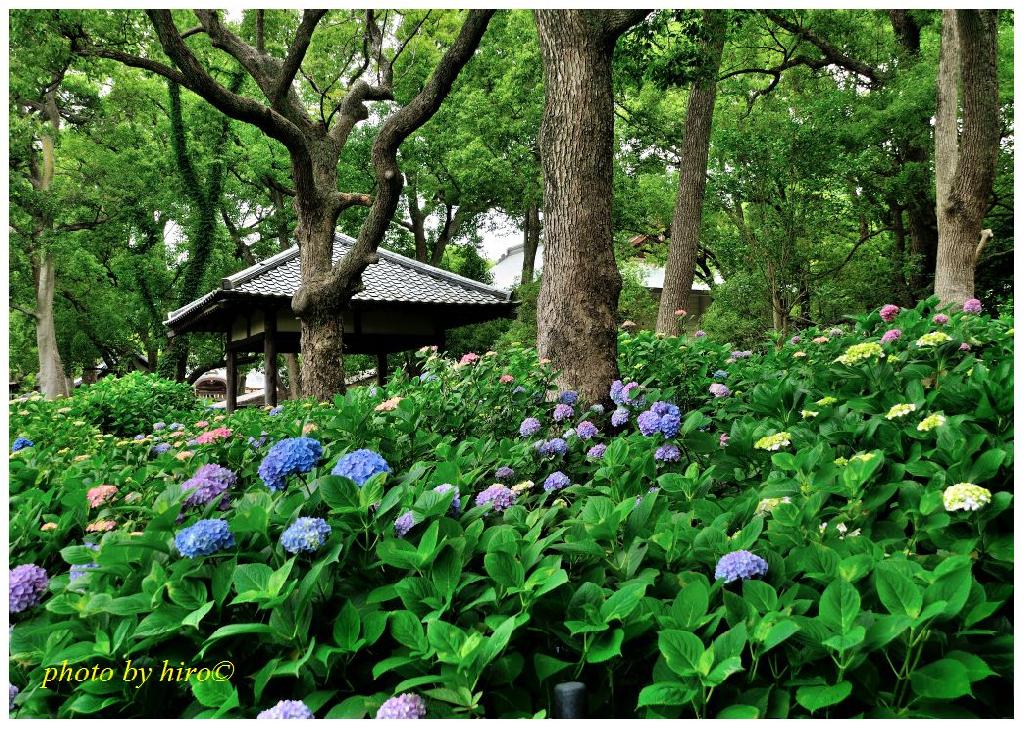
[165,234,513,329]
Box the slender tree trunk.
[534,10,646,401]
[35,252,70,398]
[521,201,541,286]
[656,10,727,335]
[934,10,1001,305]
[890,202,912,305]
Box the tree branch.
[763,11,882,85]
[272,10,328,107]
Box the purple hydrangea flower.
[576,421,598,440]
[331,448,390,487]
[586,443,607,460]
[611,407,630,427]
[248,432,270,449]
[153,422,166,431]
[709,383,731,398]
[719,432,730,448]
[182,464,238,508]
[959,342,972,351]
[538,438,568,457]
[879,304,900,322]
[376,693,427,719]
[790,335,801,344]
[259,437,323,491]
[558,390,578,405]
[638,402,681,438]
[694,330,707,338]
[475,484,516,512]
[394,511,416,537]
[168,422,184,431]
[150,442,172,456]
[9,564,48,613]
[610,379,642,407]
[281,517,332,554]
[731,350,753,359]
[10,683,18,712]
[433,483,461,514]
[519,417,541,437]
[637,410,661,436]
[543,471,570,492]
[11,438,32,453]
[495,466,515,481]
[933,314,949,325]
[714,550,768,583]
[963,298,983,314]
[881,328,902,344]
[257,699,314,719]
[553,403,574,422]
[174,519,235,558]
[635,486,659,505]
[268,406,283,416]
[654,444,681,462]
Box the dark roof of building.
[165,233,515,333]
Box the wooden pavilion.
[164,233,518,412]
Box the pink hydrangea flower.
[86,519,116,533]
[86,484,118,509]
[41,522,57,531]
[459,352,480,366]
[879,304,900,322]
[674,308,687,317]
[195,428,232,445]
[881,329,902,344]
[812,336,830,344]
[375,397,402,412]
[959,342,972,351]
[194,420,209,429]
[932,314,949,325]
[499,374,514,384]
[963,298,982,314]
[719,433,730,447]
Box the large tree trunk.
[933,10,1001,306]
[521,201,540,286]
[35,251,70,398]
[656,10,726,335]
[534,10,646,402]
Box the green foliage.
[62,372,198,436]
[8,299,1013,718]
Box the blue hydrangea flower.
[133,434,146,441]
[331,449,390,486]
[512,385,526,395]
[495,466,515,481]
[150,442,172,456]
[587,443,607,460]
[576,421,598,440]
[257,699,314,719]
[69,543,101,583]
[376,693,427,719]
[712,370,728,379]
[655,444,681,462]
[638,402,681,439]
[268,406,283,416]
[9,564,48,613]
[543,471,570,492]
[281,517,332,554]
[553,403,573,422]
[394,510,416,537]
[259,438,323,491]
[168,422,184,431]
[635,486,659,505]
[611,407,630,427]
[11,438,33,453]
[475,484,516,512]
[558,390,579,405]
[433,483,461,514]
[714,550,768,583]
[518,417,541,437]
[538,438,568,457]
[174,519,235,558]
[248,432,269,449]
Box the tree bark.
[35,251,70,397]
[521,201,541,286]
[933,10,1001,305]
[655,10,726,335]
[534,9,649,402]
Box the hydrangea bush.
[8,297,1012,718]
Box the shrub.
[67,371,197,436]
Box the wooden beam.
[264,309,278,407]
[376,352,388,386]
[226,349,238,413]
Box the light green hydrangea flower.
[943,482,992,512]
[834,457,849,466]
[801,410,819,418]
[834,342,884,365]
[916,331,952,347]
[885,403,917,419]
[755,496,791,516]
[816,396,839,407]
[754,432,792,451]
[917,412,947,431]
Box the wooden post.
[226,349,238,413]
[264,311,278,407]
[376,352,388,386]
